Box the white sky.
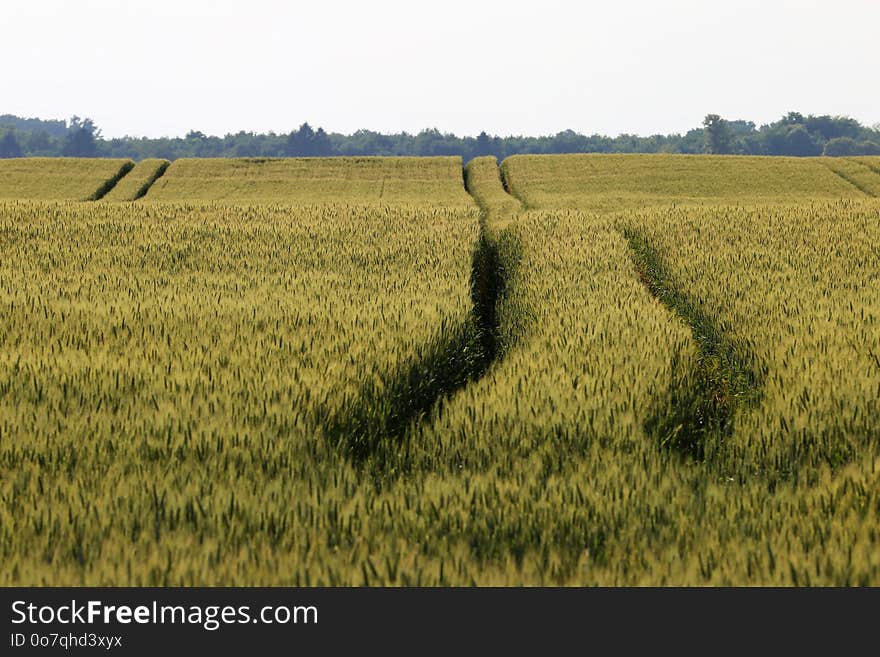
[4,0,879,139]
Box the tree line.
[2,112,879,161]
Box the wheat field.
[0,154,878,584]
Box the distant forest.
[1,112,879,161]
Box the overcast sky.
[4,0,879,139]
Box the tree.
[703,114,734,154]
[413,128,459,156]
[805,115,860,141]
[678,128,704,154]
[313,127,332,156]
[823,137,860,157]
[0,131,24,158]
[286,123,316,156]
[5,109,879,161]
[475,131,491,157]
[782,111,805,125]
[0,114,66,137]
[284,123,332,156]
[22,130,55,156]
[782,125,822,157]
[62,116,100,157]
